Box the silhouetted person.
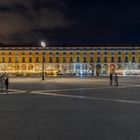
[114,73,118,86]
[5,77,9,92]
[109,73,113,86]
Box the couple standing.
[109,73,118,86]
[0,75,9,92]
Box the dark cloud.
[0,0,73,43]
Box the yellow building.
[0,43,140,76]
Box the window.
[97,52,100,55]
[22,57,25,63]
[50,57,52,62]
[36,52,39,55]
[2,57,5,63]
[36,57,39,63]
[49,52,52,55]
[70,57,73,63]
[132,52,135,55]
[84,57,86,63]
[111,52,114,55]
[29,57,32,63]
[22,52,25,55]
[90,57,93,63]
[118,52,121,55]
[118,57,121,62]
[77,52,79,55]
[56,57,59,63]
[125,57,128,62]
[9,57,12,63]
[97,57,100,62]
[56,52,59,55]
[29,52,32,55]
[15,56,18,63]
[63,57,66,63]
[9,52,12,55]
[77,57,80,62]
[104,57,107,63]
[111,57,114,62]
[104,52,107,55]
[132,57,135,62]
[63,52,66,55]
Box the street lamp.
[41,41,46,80]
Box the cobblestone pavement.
[0,77,140,140]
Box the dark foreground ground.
[0,76,140,140]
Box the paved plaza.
[1,76,140,140]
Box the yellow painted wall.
[121,52,125,62]
[114,52,118,62]
[39,52,43,63]
[0,52,2,62]
[52,52,56,63]
[86,51,90,63]
[94,52,97,62]
[45,52,49,63]
[5,52,9,63]
[59,51,63,63]
[136,52,139,63]
[25,52,29,63]
[18,51,22,63]
[32,51,36,63]
[107,52,111,63]
[100,52,104,63]
[12,51,16,63]
[73,51,77,63]
[66,52,70,63]
[128,52,132,62]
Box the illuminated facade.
[0,44,140,76]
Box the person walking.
[109,73,113,86]
[5,76,9,92]
[114,73,118,86]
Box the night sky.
[0,0,140,44]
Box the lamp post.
[41,41,46,80]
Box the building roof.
[0,43,140,48]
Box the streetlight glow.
[41,41,46,49]
[41,41,46,80]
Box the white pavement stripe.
[31,91,140,105]
[31,84,140,93]
[0,89,26,94]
